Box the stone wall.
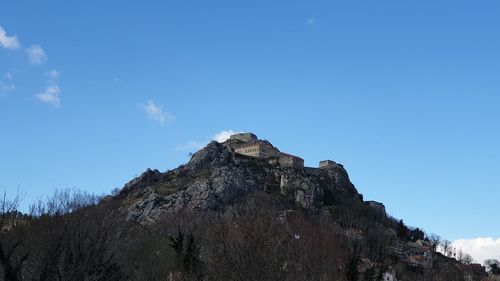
[230,133,303,169]
[319,160,346,171]
[279,153,304,169]
[319,160,337,169]
[234,142,280,158]
[235,144,261,157]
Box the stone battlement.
[319,160,343,169]
[228,133,336,170]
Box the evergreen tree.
[347,256,359,281]
[169,230,200,275]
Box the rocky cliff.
[118,140,358,224]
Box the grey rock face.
[279,171,323,209]
[120,140,359,224]
[121,168,162,195]
[187,141,233,170]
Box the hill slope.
[1,135,489,281]
[118,139,358,224]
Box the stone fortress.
[227,132,341,170]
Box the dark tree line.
[1,189,485,281]
[0,189,124,281]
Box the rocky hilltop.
[108,134,487,281]
[3,133,488,281]
[118,136,359,224]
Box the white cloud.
[45,70,59,80]
[141,100,174,125]
[451,237,500,264]
[34,70,61,105]
[0,73,16,97]
[36,85,61,107]
[0,82,15,91]
[307,17,316,25]
[0,26,20,49]
[26,44,47,64]
[174,140,207,152]
[0,82,16,97]
[174,129,241,152]
[213,130,242,143]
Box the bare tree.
[427,233,441,252]
[204,207,292,281]
[441,239,452,257]
[457,248,464,263]
[485,259,500,275]
[456,249,473,264]
[462,253,473,265]
[26,189,125,281]
[1,188,127,281]
[0,189,27,281]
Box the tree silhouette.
[169,230,199,274]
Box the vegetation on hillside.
[0,187,495,281]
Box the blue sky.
[1,0,499,261]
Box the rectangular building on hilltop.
[279,153,304,169]
[234,142,280,158]
[319,160,342,169]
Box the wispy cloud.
[26,44,47,64]
[36,85,61,107]
[174,140,207,152]
[0,82,16,96]
[0,73,16,97]
[45,70,59,80]
[1,82,15,90]
[141,100,174,125]
[306,17,316,25]
[35,70,61,106]
[174,129,242,153]
[451,237,500,264]
[0,26,20,49]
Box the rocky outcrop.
[187,141,233,170]
[121,168,163,195]
[279,170,323,208]
[119,139,359,224]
